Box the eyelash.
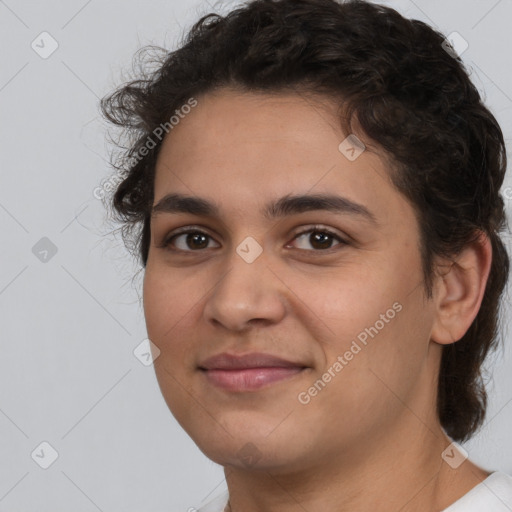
[158,225,348,254]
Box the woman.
[100,0,512,510]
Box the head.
[100,0,509,469]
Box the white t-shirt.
[442,472,512,511]
[192,472,512,512]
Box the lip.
[199,352,305,370]
[198,352,308,392]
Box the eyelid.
[289,224,347,242]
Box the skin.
[143,88,492,512]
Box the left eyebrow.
[151,192,378,226]
[263,193,378,225]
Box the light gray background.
[1,0,511,511]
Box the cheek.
[301,264,401,342]
[301,249,429,388]
[142,267,198,346]
[142,268,201,423]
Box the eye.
[287,226,347,251]
[159,228,220,252]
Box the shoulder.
[442,472,512,511]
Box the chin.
[199,441,296,472]
[188,422,306,472]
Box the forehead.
[157,88,348,159]
[152,89,399,223]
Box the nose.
[203,244,287,332]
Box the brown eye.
[162,230,220,251]
[309,231,334,249]
[289,227,347,251]
[184,232,209,249]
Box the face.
[143,88,441,472]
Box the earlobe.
[430,231,493,346]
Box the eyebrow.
[151,192,378,225]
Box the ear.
[430,231,493,345]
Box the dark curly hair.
[100,0,510,443]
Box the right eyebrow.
[151,193,217,217]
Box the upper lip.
[199,352,307,370]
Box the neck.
[222,419,488,512]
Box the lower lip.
[201,367,305,391]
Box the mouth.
[198,352,309,392]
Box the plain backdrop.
[1,0,511,511]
